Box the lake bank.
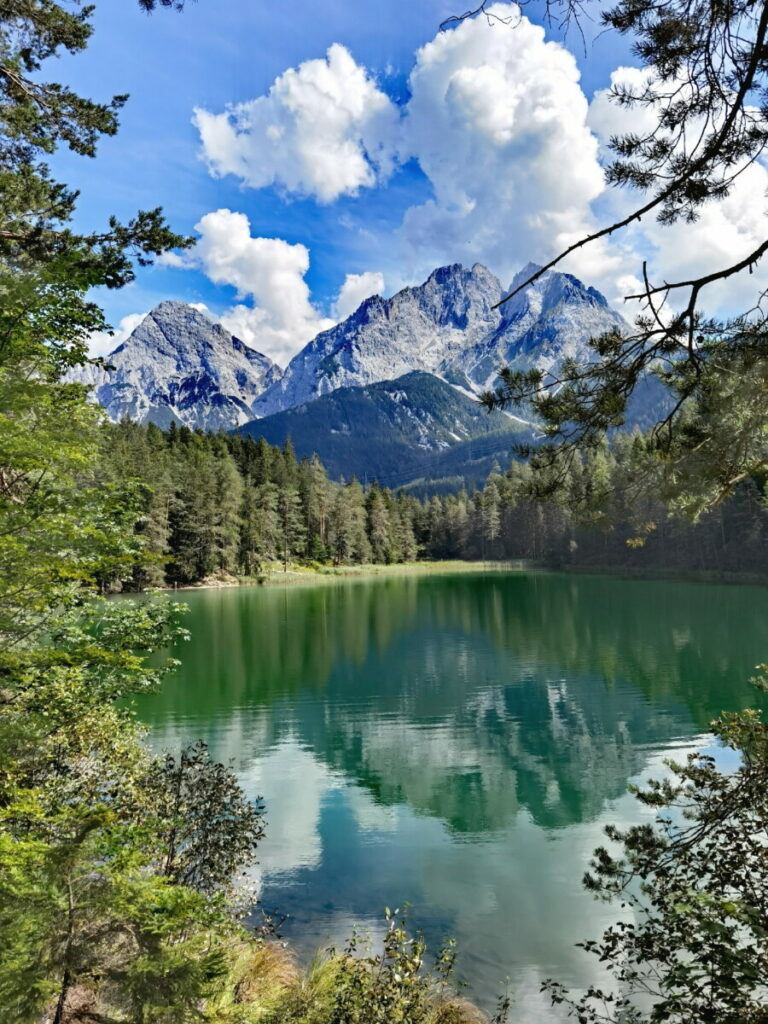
[165,558,538,591]
[563,562,768,587]
[159,557,768,594]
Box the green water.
[134,570,768,1018]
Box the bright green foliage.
[0,279,267,1016]
[545,709,768,1022]
[326,912,454,1024]
[0,370,255,1017]
[6,3,768,1022]
[0,0,191,284]
[0,4,271,1020]
[0,266,115,645]
[0,807,235,1023]
[258,911,497,1024]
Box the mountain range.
[252,261,626,417]
[76,262,634,487]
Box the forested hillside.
[102,421,768,587]
[240,370,528,490]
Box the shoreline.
[144,559,768,595]
[163,559,536,592]
[561,563,768,588]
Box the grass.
[161,559,539,593]
[246,559,532,589]
[200,938,493,1024]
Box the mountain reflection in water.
[133,571,768,1019]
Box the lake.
[133,569,768,1019]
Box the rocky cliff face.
[252,262,627,417]
[74,301,281,430]
[252,263,504,417]
[79,264,630,434]
[460,262,627,390]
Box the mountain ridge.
[73,300,281,430]
[251,262,627,418]
[76,263,637,488]
[240,370,530,489]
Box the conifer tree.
[276,487,306,571]
[366,483,393,564]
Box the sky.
[55,0,768,363]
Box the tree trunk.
[53,969,72,1024]
[54,878,76,1024]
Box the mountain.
[78,265,644,482]
[241,371,530,489]
[460,261,628,389]
[252,264,502,418]
[251,263,627,418]
[74,301,281,430]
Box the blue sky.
[56,1,765,363]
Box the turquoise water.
[133,570,768,1017]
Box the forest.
[4,0,768,1021]
[102,420,768,588]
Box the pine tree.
[299,454,334,560]
[481,474,502,559]
[366,483,393,564]
[210,441,244,574]
[276,487,306,571]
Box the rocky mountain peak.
[500,263,610,325]
[252,262,506,417]
[408,262,502,330]
[73,301,282,430]
[253,261,627,417]
[451,263,628,387]
[508,260,544,287]
[79,262,631,435]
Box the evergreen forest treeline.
[102,420,768,588]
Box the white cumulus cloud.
[129,0,768,367]
[191,7,608,290]
[88,311,148,359]
[399,7,605,285]
[587,67,768,315]
[152,210,388,363]
[188,8,768,321]
[190,208,335,364]
[193,44,400,203]
[332,271,385,320]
